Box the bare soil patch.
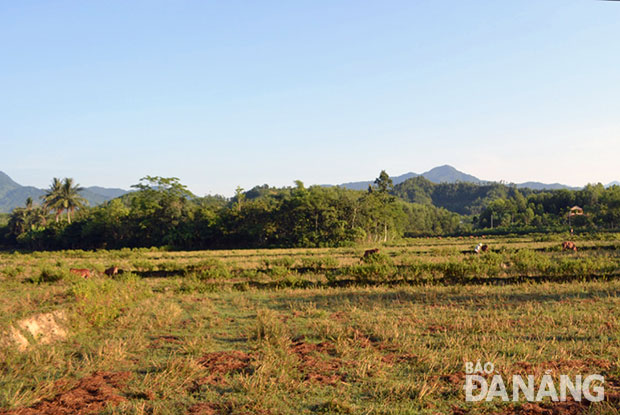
[8,311,67,351]
[187,402,222,415]
[2,371,130,415]
[194,351,253,386]
[499,400,587,415]
[289,339,345,386]
[148,335,184,348]
[443,371,467,386]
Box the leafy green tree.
[374,170,393,193]
[128,176,195,247]
[363,171,397,242]
[234,186,245,212]
[599,186,620,229]
[7,198,48,238]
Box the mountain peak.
[0,171,21,188]
[0,170,22,200]
[421,165,482,184]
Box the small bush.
[267,265,290,279]
[271,256,295,268]
[361,251,392,265]
[301,256,338,270]
[187,258,231,280]
[159,261,181,272]
[262,256,295,269]
[176,277,219,293]
[70,277,151,327]
[346,263,397,282]
[1,266,23,280]
[29,267,69,284]
[132,259,155,272]
[250,309,289,346]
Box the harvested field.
[0,235,619,414]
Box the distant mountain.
[335,165,580,191]
[0,171,21,198]
[0,187,45,213]
[338,172,419,191]
[0,171,129,213]
[337,165,481,190]
[607,181,620,188]
[515,182,580,191]
[84,186,127,199]
[421,165,482,184]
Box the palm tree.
[8,207,28,235]
[59,178,88,224]
[24,197,48,230]
[29,206,48,229]
[42,178,64,223]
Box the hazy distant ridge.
[336,165,584,191]
[0,171,128,213]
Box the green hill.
[0,171,128,213]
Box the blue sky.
[1,0,619,196]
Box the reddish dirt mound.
[451,406,469,415]
[3,371,130,415]
[349,328,380,348]
[289,340,344,386]
[348,328,417,364]
[194,351,252,386]
[329,311,347,322]
[187,402,222,415]
[149,335,183,348]
[187,402,270,415]
[442,371,467,386]
[290,340,334,356]
[381,352,417,364]
[499,400,587,415]
[426,324,449,333]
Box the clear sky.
[1,0,619,196]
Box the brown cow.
[104,266,119,277]
[562,241,577,252]
[362,248,380,259]
[69,268,92,278]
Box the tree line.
[1,173,619,250]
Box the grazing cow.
[362,248,380,259]
[474,243,489,254]
[562,241,577,252]
[69,268,91,278]
[104,266,119,277]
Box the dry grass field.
[1,235,619,414]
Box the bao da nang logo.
[464,361,604,403]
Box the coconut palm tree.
[29,206,48,229]
[59,178,88,224]
[42,178,64,223]
[8,207,28,235]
